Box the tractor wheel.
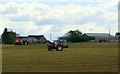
[56,46,63,51]
[48,47,53,51]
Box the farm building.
[28,35,47,43]
[85,33,116,42]
[19,36,28,41]
[18,35,47,43]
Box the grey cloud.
[9,15,33,22]
[2,8,17,14]
[1,5,18,14]
[35,18,62,25]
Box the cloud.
[0,0,119,3]
[9,15,33,22]
[60,23,118,36]
[14,23,53,35]
[35,18,62,25]
[0,2,117,24]
[0,1,118,40]
[60,23,106,34]
[0,2,18,14]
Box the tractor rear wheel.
[48,47,53,51]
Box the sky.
[0,0,119,40]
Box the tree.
[115,32,120,36]
[115,32,120,41]
[64,30,85,42]
[62,30,95,42]
[2,28,17,44]
[63,30,83,42]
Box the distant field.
[2,42,118,72]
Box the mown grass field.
[2,42,118,72]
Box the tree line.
[2,28,17,44]
[59,30,95,42]
[1,28,120,44]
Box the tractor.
[47,40,68,51]
[15,38,28,45]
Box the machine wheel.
[56,46,63,51]
[48,47,53,51]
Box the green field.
[2,42,118,72]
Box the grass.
[2,42,118,72]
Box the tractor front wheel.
[56,46,63,51]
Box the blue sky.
[0,0,119,40]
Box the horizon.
[0,0,119,40]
